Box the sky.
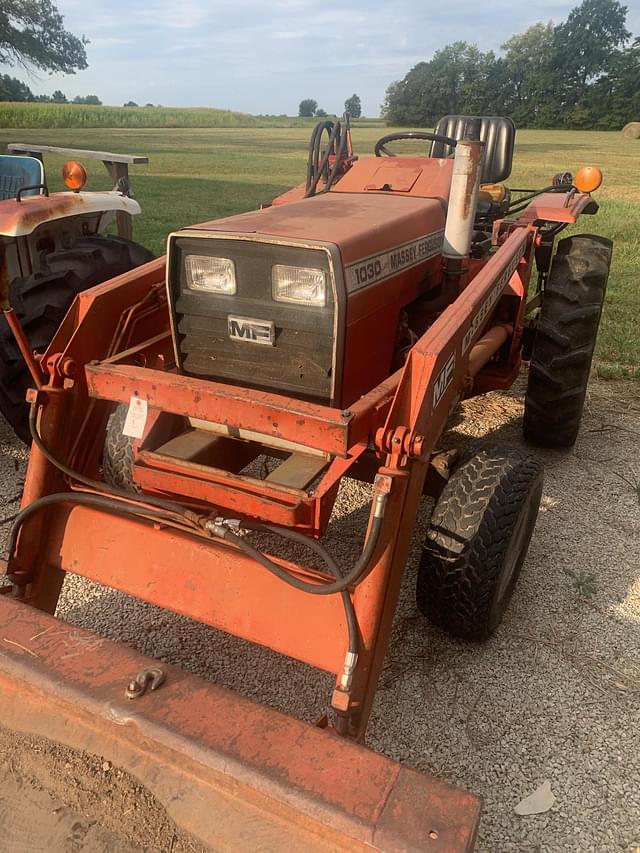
[7,0,640,116]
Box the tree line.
[0,76,103,104]
[299,95,362,118]
[0,78,161,108]
[383,0,639,129]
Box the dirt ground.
[0,375,639,852]
[0,727,204,853]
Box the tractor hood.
[188,190,449,269]
[168,179,452,409]
[0,191,141,237]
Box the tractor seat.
[430,115,516,184]
[0,155,45,201]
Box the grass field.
[0,125,637,374]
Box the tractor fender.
[0,191,141,238]
[518,190,598,224]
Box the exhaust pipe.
[442,121,485,289]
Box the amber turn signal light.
[62,160,88,191]
[574,166,602,194]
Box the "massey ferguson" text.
[346,230,444,291]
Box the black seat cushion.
[431,115,516,184]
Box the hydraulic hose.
[239,519,359,658]
[306,120,335,196]
[319,119,349,195]
[210,489,387,597]
[305,114,351,198]
[507,184,573,215]
[214,499,389,692]
[28,404,201,527]
[6,491,195,565]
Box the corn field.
[0,102,261,129]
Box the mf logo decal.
[345,230,444,292]
[432,352,456,410]
[228,315,275,346]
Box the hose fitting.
[339,651,358,691]
[205,517,242,537]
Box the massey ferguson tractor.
[0,116,611,851]
[0,143,153,441]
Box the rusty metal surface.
[189,190,447,267]
[332,156,454,202]
[380,226,534,444]
[3,308,46,387]
[86,361,354,457]
[517,191,595,223]
[7,143,148,165]
[0,595,481,852]
[33,503,349,674]
[134,454,314,528]
[0,191,141,238]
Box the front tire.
[523,234,612,448]
[0,235,154,442]
[102,403,138,491]
[416,447,543,641]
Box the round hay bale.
[622,122,640,139]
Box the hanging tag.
[122,396,148,439]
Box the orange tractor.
[0,116,611,851]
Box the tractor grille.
[168,236,339,402]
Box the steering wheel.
[374,131,458,157]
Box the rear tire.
[0,235,154,442]
[523,234,612,448]
[416,447,543,641]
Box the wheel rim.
[495,487,541,605]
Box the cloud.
[272,30,308,40]
[4,0,638,116]
[90,37,134,48]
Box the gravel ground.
[1,374,639,852]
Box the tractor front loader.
[0,116,611,851]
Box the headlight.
[185,255,236,294]
[272,264,326,306]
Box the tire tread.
[417,447,543,640]
[523,234,612,448]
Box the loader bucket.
[0,594,480,851]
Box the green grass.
[0,125,637,371]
